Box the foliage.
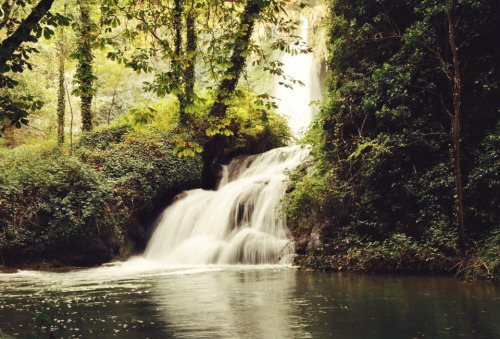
[101,0,308,140]
[0,142,112,263]
[120,97,179,131]
[76,123,131,149]
[0,124,202,266]
[285,0,500,280]
[203,89,291,157]
[77,127,203,214]
[0,0,70,126]
[473,228,500,282]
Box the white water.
[144,146,310,265]
[142,17,320,266]
[272,16,322,138]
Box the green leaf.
[185,104,197,113]
[43,27,55,40]
[206,127,217,136]
[111,17,120,28]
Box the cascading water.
[144,146,310,265]
[272,16,322,137]
[143,16,320,266]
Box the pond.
[1,260,499,338]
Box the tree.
[73,0,96,132]
[208,0,264,119]
[182,4,196,125]
[57,3,68,144]
[394,0,466,254]
[299,0,500,270]
[0,0,69,127]
[201,0,270,187]
[0,0,55,69]
[102,0,200,126]
[445,0,465,255]
[101,0,306,185]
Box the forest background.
[0,0,499,282]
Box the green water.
[1,263,499,338]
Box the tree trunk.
[173,0,188,124]
[446,0,466,256]
[202,0,265,189]
[57,48,65,144]
[65,83,74,155]
[174,0,182,59]
[452,114,465,255]
[57,5,67,145]
[208,0,262,119]
[81,95,92,132]
[77,0,94,132]
[180,7,196,126]
[107,83,118,125]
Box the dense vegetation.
[0,92,288,267]
[1,0,498,283]
[285,0,500,281]
[0,0,293,267]
[0,124,200,267]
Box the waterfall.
[144,146,310,265]
[143,16,320,266]
[272,16,322,138]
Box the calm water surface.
[1,261,499,338]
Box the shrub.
[0,126,202,267]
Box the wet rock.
[173,192,188,202]
[0,265,18,273]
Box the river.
[1,264,499,338]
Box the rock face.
[293,224,325,256]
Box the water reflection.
[293,272,500,338]
[150,269,301,338]
[1,267,499,338]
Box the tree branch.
[0,0,55,71]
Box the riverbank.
[283,149,500,283]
